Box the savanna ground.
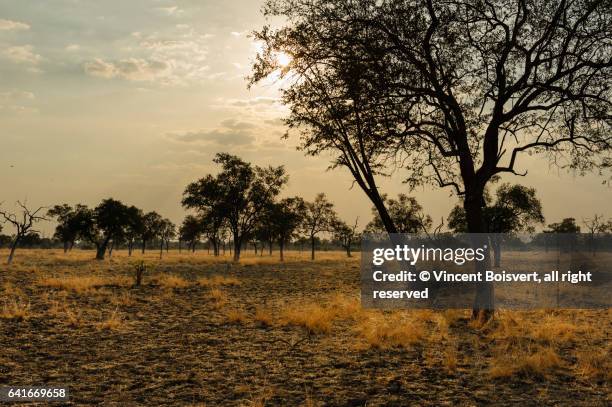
[0,249,610,406]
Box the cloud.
[220,118,256,131]
[168,119,258,146]
[0,90,35,100]
[0,19,30,31]
[2,45,41,64]
[83,57,171,82]
[155,6,184,16]
[228,97,279,107]
[65,44,80,52]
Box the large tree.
[81,198,132,260]
[251,0,611,320]
[184,153,288,261]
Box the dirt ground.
[0,249,610,406]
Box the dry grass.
[443,344,459,373]
[197,275,241,287]
[280,303,335,334]
[490,347,563,378]
[575,347,612,381]
[225,308,248,324]
[254,307,274,327]
[153,274,191,289]
[38,275,132,293]
[0,298,30,320]
[96,309,125,331]
[355,312,426,349]
[209,288,228,309]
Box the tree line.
[2,158,611,266]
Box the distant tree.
[81,198,132,260]
[448,183,544,265]
[141,211,163,254]
[180,215,203,253]
[47,204,91,252]
[545,217,581,252]
[332,217,360,257]
[546,218,581,234]
[365,195,432,234]
[0,201,48,264]
[582,214,610,256]
[251,0,612,322]
[273,197,307,261]
[183,153,288,261]
[158,219,175,259]
[124,206,144,256]
[302,193,337,260]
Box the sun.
[276,51,292,68]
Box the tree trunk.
[279,240,285,262]
[233,238,241,262]
[269,240,273,256]
[95,239,109,260]
[310,236,316,260]
[128,241,133,257]
[464,190,494,322]
[159,240,163,259]
[6,238,19,265]
[492,238,501,267]
[63,241,69,253]
[141,239,146,254]
[178,240,182,253]
[346,244,352,257]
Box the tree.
[332,217,360,257]
[583,214,608,255]
[302,193,337,260]
[183,153,288,261]
[251,0,611,320]
[546,218,581,234]
[0,201,48,265]
[81,198,132,260]
[124,206,144,256]
[158,219,175,259]
[365,195,432,234]
[180,215,203,253]
[448,183,544,265]
[141,211,163,254]
[47,204,92,253]
[273,197,306,261]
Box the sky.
[0,0,610,236]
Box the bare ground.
[0,250,610,406]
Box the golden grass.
[490,347,563,378]
[254,307,274,327]
[355,312,425,349]
[575,348,612,381]
[0,298,30,320]
[209,288,228,309]
[280,303,335,334]
[225,308,248,324]
[153,274,191,289]
[96,310,125,331]
[38,275,132,292]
